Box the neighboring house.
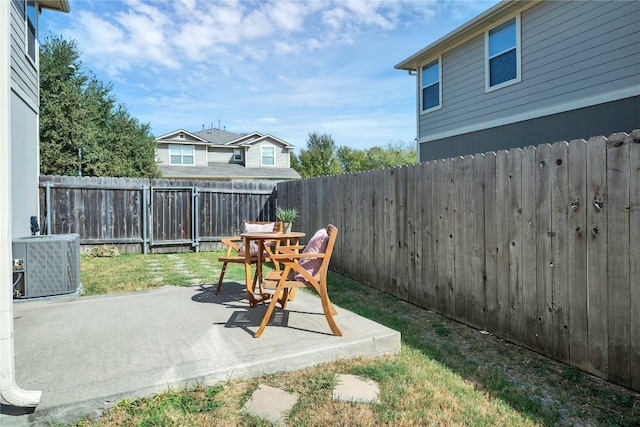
[155,127,301,181]
[395,0,640,162]
[4,0,70,238]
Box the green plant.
[276,206,299,223]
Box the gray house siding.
[417,0,640,160]
[9,0,38,112]
[420,95,640,161]
[9,0,39,237]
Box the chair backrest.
[296,224,338,281]
[319,224,338,277]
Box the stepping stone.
[242,384,299,424]
[332,374,380,404]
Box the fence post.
[192,187,200,252]
[142,185,148,254]
[45,181,51,235]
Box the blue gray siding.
[420,96,639,161]
[10,0,38,112]
[419,0,640,154]
[9,0,40,237]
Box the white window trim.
[485,14,521,93]
[25,0,38,68]
[169,144,195,166]
[420,57,442,115]
[261,145,275,167]
[233,148,242,161]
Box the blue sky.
[39,0,499,152]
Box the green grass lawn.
[71,250,639,427]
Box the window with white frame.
[233,148,242,161]
[421,59,441,112]
[261,146,275,166]
[170,145,194,165]
[25,0,37,65]
[486,16,520,90]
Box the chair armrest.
[272,245,305,254]
[220,237,242,256]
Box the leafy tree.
[295,132,342,178]
[39,36,160,178]
[293,134,416,177]
[364,141,416,170]
[336,146,368,173]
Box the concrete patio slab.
[0,283,400,426]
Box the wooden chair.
[215,221,283,295]
[254,224,341,338]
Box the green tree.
[39,36,160,178]
[336,145,368,173]
[295,132,342,178]
[364,141,416,170]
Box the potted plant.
[276,206,299,233]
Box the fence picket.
[586,136,608,375]
[551,141,570,363]
[496,150,510,338]
[606,134,631,387]
[471,154,486,331]
[567,139,588,371]
[507,148,523,344]
[630,131,640,391]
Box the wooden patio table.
[240,231,305,306]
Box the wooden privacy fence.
[39,176,277,253]
[276,130,640,392]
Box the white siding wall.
[245,141,289,168]
[208,148,235,163]
[156,143,208,166]
[419,0,640,139]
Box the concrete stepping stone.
[242,384,299,425]
[332,374,380,404]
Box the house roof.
[159,163,301,181]
[157,128,295,150]
[395,0,540,71]
[39,0,71,13]
[192,128,247,144]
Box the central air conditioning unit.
[12,233,81,298]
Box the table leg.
[244,237,257,307]
[256,240,264,297]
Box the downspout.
[0,0,42,407]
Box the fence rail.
[39,176,277,253]
[277,130,640,392]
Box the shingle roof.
[191,129,248,144]
[159,163,301,180]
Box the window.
[421,59,441,112]
[178,133,185,140]
[486,16,520,90]
[170,145,194,165]
[233,149,242,161]
[26,0,37,65]
[261,146,275,166]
